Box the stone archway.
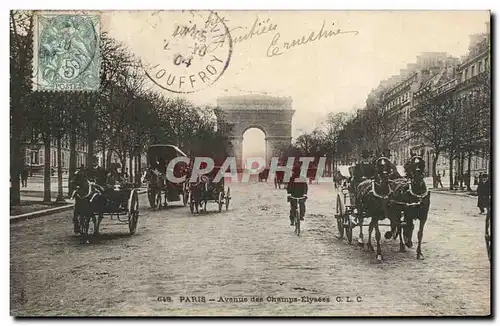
[216,95,294,170]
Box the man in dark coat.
[87,156,106,186]
[477,173,490,214]
[286,166,308,226]
[353,150,374,183]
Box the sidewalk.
[424,177,478,198]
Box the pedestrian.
[286,166,308,226]
[477,173,490,214]
[443,170,446,177]
[474,173,479,186]
[436,173,443,188]
[464,171,471,191]
[21,166,29,188]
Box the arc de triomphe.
[216,95,295,169]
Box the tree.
[319,112,349,172]
[411,86,455,187]
[10,10,34,205]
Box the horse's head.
[405,155,425,182]
[374,157,392,182]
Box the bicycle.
[289,195,307,236]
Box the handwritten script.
[209,15,278,52]
[267,21,359,57]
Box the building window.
[478,61,483,72]
[471,65,475,77]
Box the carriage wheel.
[335,194,345,239]
[486,210,491,263]
[218,192,223,212]
[345,211,354,244]
[147,185,156,209]
[127,189,139,235]
[225,187,231,210]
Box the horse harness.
[389,181,429,207]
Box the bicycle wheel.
[295,206,300,236]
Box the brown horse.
[142,167,167,208]
[388,155,430,260]
[71,170,105,236]
[354,157,398,262]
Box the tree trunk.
[467,151,472,191]
[459,152,465,190]
[43,137,51,203]
[68,128,77,197]
[106,149,113,168]
[102,143,106,170]
[128,152,133,182]
[137,152,142,186]
[86,105,95,165]
[56,136,65,202]
[432,152,439,188]
[449,153,454,190]
[10,125,22,206]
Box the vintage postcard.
[10,10,491,317]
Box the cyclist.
[286,166,308,226]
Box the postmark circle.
[38,14,98,86]
[144,11,233,94]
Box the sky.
[102,10,489,158]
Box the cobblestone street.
[10,181,490,316]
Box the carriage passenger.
[87,156,106,186]
[286,166,308,226]
[353,150,375,184]
[103,163,127,210]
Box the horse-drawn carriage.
[333,165,352,189]
[188,165,231,213]
[334,156,430,261]
[142,144,189,209]
[72,170,140,237]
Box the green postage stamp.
[33,11,100,91]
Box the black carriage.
[188,166,231,213]
[73,181,140,237]
[334,165,357,243]
[144,144,189,209]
